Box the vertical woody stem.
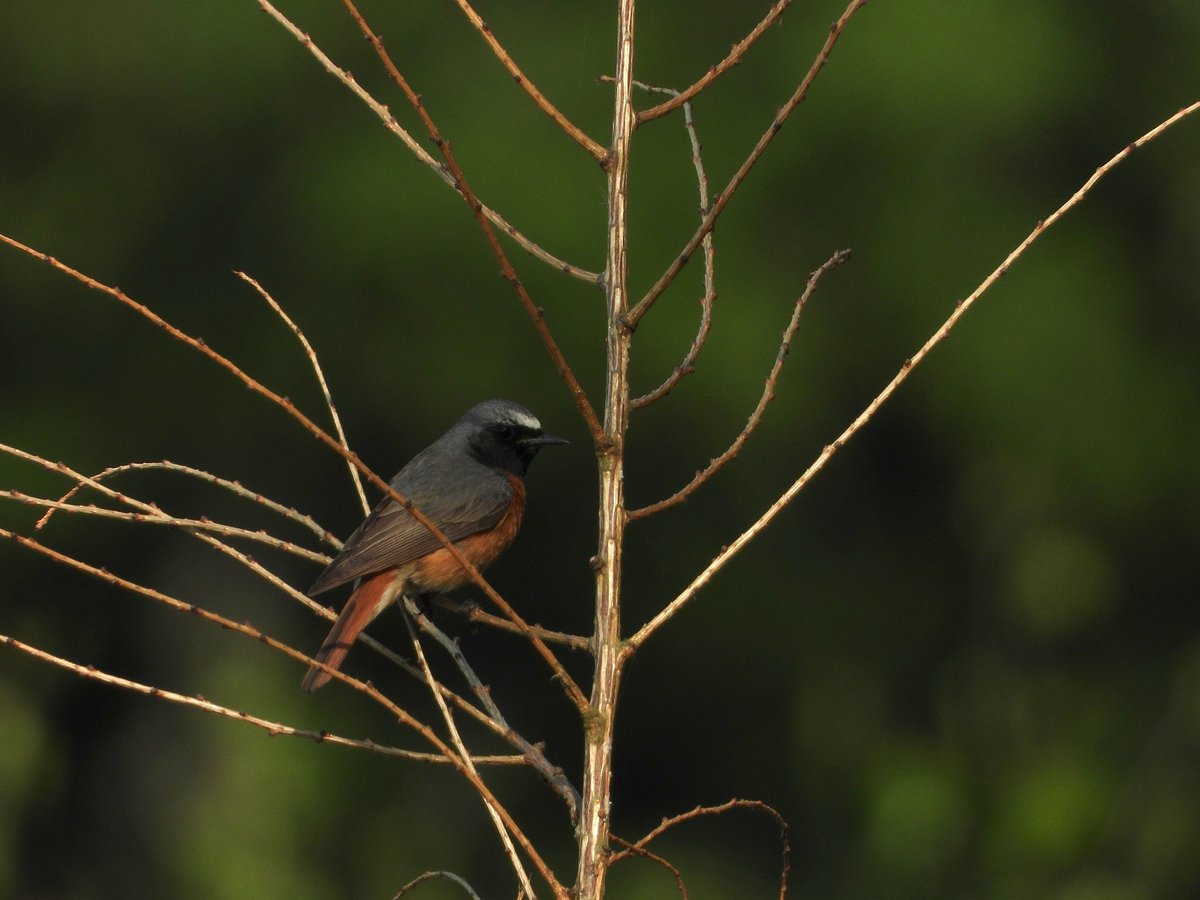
[577,0,635,895]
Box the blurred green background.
[2,1,1198,897]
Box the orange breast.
[410,473,526,592]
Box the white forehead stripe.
[507,409,542,431]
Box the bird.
[301,399,567,692]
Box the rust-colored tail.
[302,569,403,692]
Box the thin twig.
[449,0,607,162]
[610,799,791,897]
[629,249,850,520]
[408,598,581,823]
[432,596,591,652]
[404,613,536,898]
[1,443,530,758]
[236,271,369,516]
[0,525,565,896]
[35,459,335,544]
[625,99,1200,652]
[5,490,330,564]
[0,233,588,713]
[339,0,607,453]
[608,835,688,897]
[0,633,523,766]
[623,81,716,410]
[638,0,794,123]
[393,870,482,900]
[624,0,867,330]
[257,1,601,284]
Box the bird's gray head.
[457,399,567,476]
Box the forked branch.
[629,248,850,521]
[624,99,1200,653]
[624,0,867,330]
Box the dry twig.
[257,1,601,284]
[625,99,1200,652]
[449,0,607,162]
[624,0,867,329]
[638,0,795,123]
[338,0,606,452]
[629,248,850,520]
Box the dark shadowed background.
[2,1,1198,897]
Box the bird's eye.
[495,424,514,440]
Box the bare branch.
[433,596,591,653]
[627,82,716,410]
[236,271,369,516]
[610,799,791,895]
[608,835,689,897]
[0,233,588,713]
[393,870,482,900]
[625,99,1200,652]
[0,633,523,766]
[404,612,536,898]
[629,249,850,520]
[35,459,335,545]
[5,490,330,564]
[338,0,607,453]
[624,0,867,330]
[638,0,794,123]
[0,525,566,896]
[256,0,601,284]
[408,598,581,822]
[449,0,607,162]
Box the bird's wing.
[309,462,513,595]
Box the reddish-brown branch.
[629,249,849,521]
[624,0,867,330]
[638,0,795,123]
[450,0,607,162]
[0,230,588,714]
[610,799,791,895]
[339,0,607,452]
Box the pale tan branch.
[626,81,716,410]
[236,271,369,516]
[0,633,523,766]
[339,0,607,459]
[408,598,581,822]
[257,0,601,284]
[629,249,850,521]
[449,0,607,162]
[432,595,591,652]
[35,459,336,545]
[0,232,587,714]
[5,490,330,564]
[638,0,794,123]
[625,99,1200,652]
[404,612,536,898]
[624,0,867,329]
[0,525,562,893]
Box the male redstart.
[301,399,566,692]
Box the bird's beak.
[522,433,568,447]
